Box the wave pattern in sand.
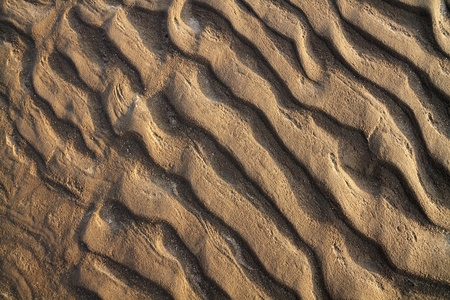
[0,0,449,299]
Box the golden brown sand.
[0,0,449,299]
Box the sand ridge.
[0,0,449,299]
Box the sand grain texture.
[0,0,449,299]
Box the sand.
[0,0,449,299]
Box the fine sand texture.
[1,0,449,299]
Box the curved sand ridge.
[0,0,449,299]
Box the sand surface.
[0,0,449,299]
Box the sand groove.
[0,0,449,299]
